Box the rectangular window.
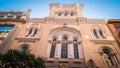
[74,43,79,59]
[61,43,68,58]
[50,45,56,58]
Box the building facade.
[107,20,120,46]
[0,3,120,68]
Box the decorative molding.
[29,17,106,24]
[87,19,106,24]
[15,38,40,43]
[90,40,116,45]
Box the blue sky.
[0,0,120,19]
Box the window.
[99,47,119,66]
[50,39,56,58]
[25,28,32,36]
[73,40,79,59]
[61,37,68,58]
[20,44,29,51]
[58,13,62,16]
[31,28,38,37]
[26,27,38,37]
[93,29,99,38]
[99,29,105,38]
[71,13,74,16]
[87,59,98,68]
[116,27,120,37]
[64,13,68,16]
[116,27,120,33]
[102,49,113,66]
[22,45,29,51]
[93,28,106,38]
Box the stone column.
[78,43,83,59]
[55,37,62,58]
[61,13,64,16]
[55,13,58,16]
[68,13,70,16]
[102,31,106,38]
[25,29,30,36]
[47,40,52,58]
[31,29,35,36]
[68,37,74,58]
[68,42,74,58]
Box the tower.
[49,3,83,17]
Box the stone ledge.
[90,40,117,45]
[15,38,40,43]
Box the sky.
[0,0,120,19]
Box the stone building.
[107,19,120,46]
[0,3,120,68]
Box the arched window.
[99,29,106,38]
[99,46,118,66]
[64,13,68,16]
[50,39,56,58]
[58,13,62,16]
[25,28,32,36]
[31,28,38,37]
[87,59,98,68]
[93,29,99,38]
[92,26,106,38]
[102,49,113,66]
[61,37,68,58]
[22,45,29,51]
[20,44,30,51]
[73,39,79,59]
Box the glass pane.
[74,43,79,59]
[99,29,104,38]
[93,29,99,38]
[50,45,56,58]
[50,39,56,58]
[0,26,13,38]
[61,43,68,58]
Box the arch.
[47,26,83,59]
[49,27,81,41]
[98,46,118,66]
[18,44,30,51]
[87,59,98,68]
[98,46,113,53]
